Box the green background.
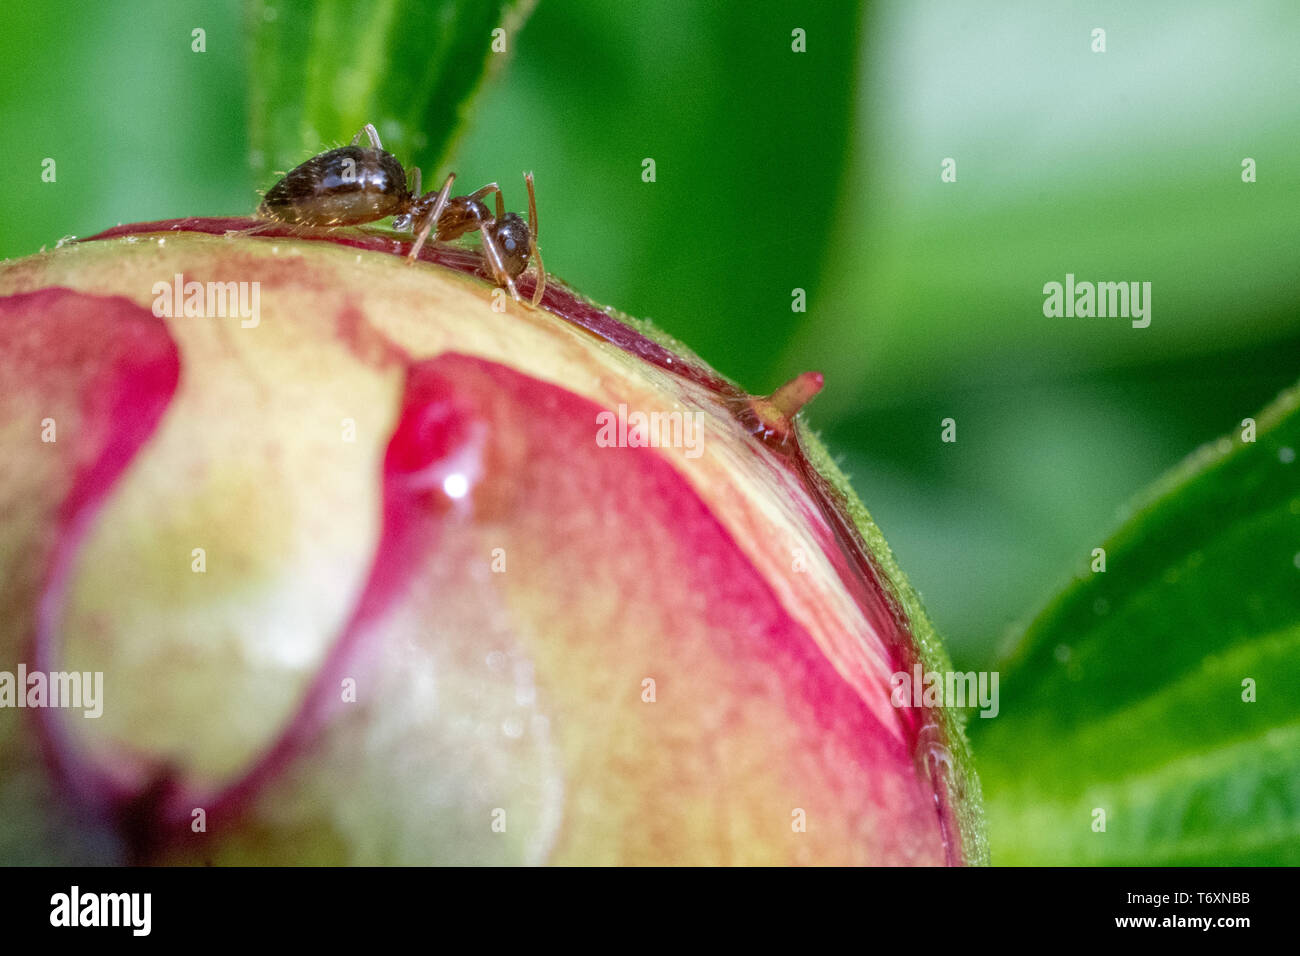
[3,0,1298,840]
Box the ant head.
[492,213,534,278]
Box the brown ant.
[255,124,545,305]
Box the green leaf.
[246,0,535,184]
[783,6,1300,420]
[969,381,1300,864]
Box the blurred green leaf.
[247,0,535,182]
[787,2,1300,419]
[970,379,1300,864]
[1,0,249,260]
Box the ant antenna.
[525,172,545,305]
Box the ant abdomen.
[259,144,408,227]
[259,126,411,227]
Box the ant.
[256,124,545,305]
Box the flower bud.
[0,221,985,864]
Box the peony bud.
[0,220,985,864]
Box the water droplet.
[1055,643,1072,662]
[1280,447,1295,464]
[912,720,961,862]
[914,722,953,781]
[386,368,487,512]
[502,718,523,739]
[1293,553,1300,571]
[442,472,469,499]
[927,742,953,775]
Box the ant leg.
[523,172,544,305]
[226,200,286,237]
[524,172,539,239]
[351,124,382,149]
[225,220,273,239]
[528,239,546,306]
[480,228,520,302]
[408,172,456,261]
[409,165,422,198]
[464,182,503,211]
